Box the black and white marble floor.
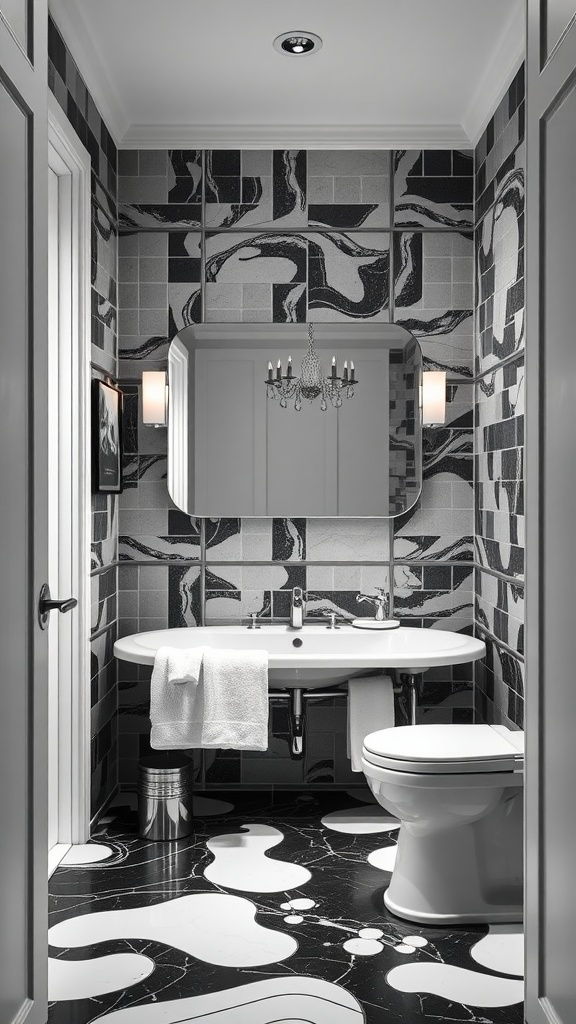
[48,791,524,1023]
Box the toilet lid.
[362,724,524,774]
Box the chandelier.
[266,323,358,411]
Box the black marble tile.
[272,518,306,560]
[48,793,524,1024]
[394,150,473,228]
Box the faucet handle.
[326,612,340,630]
[247,612,261,630]
[356,588,389,621]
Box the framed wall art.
[92,379,123,493]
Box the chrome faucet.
[290,587,305,628]
[356,587,389,621]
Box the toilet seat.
[362,723,524,774]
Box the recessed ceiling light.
[273,32,323,57]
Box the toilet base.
[383,888,523,926]
[382,802,523,926]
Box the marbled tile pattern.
[475,357,524,581]
[475,357,524,580]
[393,420,474,565]
[205,149,307,229]
[476,65,524,220]
[48,16,117,199]
[475,570,524,656]
[474,68,526,730]
[476,155,525,374]
[118,232,201,376]
[91,201,117,371]
[118,150,202,227]
[475,625,524,730]
[113,145,479,793]
[394,150,473,228]
[204,231,391,323]
[394,231,474,377]
[48,793,524,1024]
[91,566,117,636]
[92,488,118,572]
[308,150,390,228]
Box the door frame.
[47,93,92,870]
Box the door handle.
[38,583,78,630]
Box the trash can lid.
[138,753,194,773]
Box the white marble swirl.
[49,892,297,967]
[204,824,311,892]
[95,976,364,1023]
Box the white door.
[48,165,61,858]
[0,0,49,1021]
[46,100,93,873]
[526,1,576,1021]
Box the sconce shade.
[142,370,167,425]
[422,371,446,425]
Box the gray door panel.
[0,1,49,1022]
[526,2,576,1021]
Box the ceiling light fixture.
[273,31,323,57]
[266,323,357,412]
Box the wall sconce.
[421,371,446,425]
[142,370,168,427]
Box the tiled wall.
[116,148,476,791]
[474,66,525,729]
[49,11,525,794]
[49,17,120,819]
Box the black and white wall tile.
[474,65,525,730]
[476,153,525,374]
[49,16,120,819]
[394,150,474,228]
[118,149,202,228]
[49,12,525,810]
[114,145,476,791]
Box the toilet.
[361,723,524,925]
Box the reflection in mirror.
[168,323,422,518]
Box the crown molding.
[462,3,526,148]
[120,121,471,149]
[49,0,128,145]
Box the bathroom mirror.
[168,322,422,517]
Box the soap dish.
[351,618,400,630]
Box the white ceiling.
[49,0,525,148]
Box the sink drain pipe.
[273,678,413,759]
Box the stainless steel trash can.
[138,753,194,841]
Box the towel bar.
[268,687,403,700]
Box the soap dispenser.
[352,587,400,629]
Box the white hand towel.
[198,648,269,750]
[164,645,205,686]
[347,675,395,772]
[150,646,206,749]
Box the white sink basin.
[114,624,486,689]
